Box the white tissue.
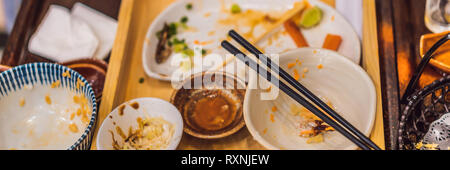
[71,3,118,60]
[28,5,99,63]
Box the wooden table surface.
[92,0,385,150]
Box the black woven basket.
[398,33,450,150]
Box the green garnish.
[182,49,194,57]
[186,3,193,10]
[201,49,207,55]
[168,23,178,37]
[139,77,145,84]
[299,7,323,28]
[180,16,188,23]
[231,4,241,14]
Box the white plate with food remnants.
[142,0,361,82]
[244,48,375,150]
[97,98,183,150]
[0,63,97,150]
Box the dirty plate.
[142,0,361,82]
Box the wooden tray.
[92,0,385,150]
[375,0,443,150]
[0,0,122,66]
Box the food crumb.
[69,123,79,133]
[118,105,126,116]
[81,114,89,123]
[317,64,323,69]
[264,86,272,92]
[19,98,25,107]
[186,3,193,10]
[270,113,275,123]
[76,108,82,116]
[51,80,60,88]
[331,15,335,21]
[263,128,268,134]
[130,102,140,110]
[303,68,309,73]
[271,106,278,112]
[293,69,300,80]
[45,95,52,105]
[76,78,85,89]
[139,77,145,84]
[306,134,324,144]
[70,113,75,120]
[62,70,71,78]
[287,62,296,69]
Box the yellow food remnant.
[303,68,309,73]
[76,78,85,89]
[317,64,323,69]
[81,114,89,124]
[287,62,297,69]
[208,31,215,36]
[331,15,335,21]
[264,86,272,92]
[69,123,79,133]
[325,127,335,131]
[300,130,315,136]
[271,106,278,112]
[263,128,268,134]
[293,69,300,80]
[306,134,324,144]
[76,108,82,116]
[51,80,60,88]
[62,70,71,78]
[70,113,75,120]
[270,113,275,123]
[19,98,25,107]
[45,95,52,105]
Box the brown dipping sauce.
[184,90,238,131]
[171,72,246,138]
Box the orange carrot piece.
[284,20,309,47]
[322,34,342,51]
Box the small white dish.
[142,0,361,82]
[97,98,183,150]
[244,48,376,150]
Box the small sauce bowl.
[170,72,246,139]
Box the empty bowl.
[244,48,376,150]
[0,63,97,150]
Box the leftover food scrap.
[112,117,174,150]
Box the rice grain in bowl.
[0,63,97,150]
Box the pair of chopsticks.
[221,30,381,150]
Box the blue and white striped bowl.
[0,63,97,150]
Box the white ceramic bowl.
[244,48,376,150]
[97,98,183,150]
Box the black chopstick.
[221,41,372,150]
[227,30,381,150]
